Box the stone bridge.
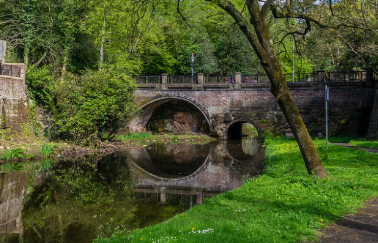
[129,73,376,138]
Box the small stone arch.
[225,119,262,140]
[128,95,213,133]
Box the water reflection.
[0,136,264,243]
[128,143,211,178]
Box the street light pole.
[325,85,330,150]
[191,53,194,83]
[292,23,295,83]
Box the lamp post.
[191,53,194,83]
[325,85,330,150]
[292,23,295,83]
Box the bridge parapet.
[134,71,375,90]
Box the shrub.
[53,68,137,145]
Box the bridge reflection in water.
[0,137,263,242]
[128,136,264,205]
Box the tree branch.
[270,3,366,30]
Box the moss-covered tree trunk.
[215,0,328,178]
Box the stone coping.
[0,75,23,80]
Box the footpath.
[316,197,378,243]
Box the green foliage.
[1,149,12,160]
[41,143,54,157]
[54,68,136,145]
[1,148,25,160]
[11,148,25,159]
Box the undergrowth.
[97,137,378,243]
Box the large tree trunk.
[216,0,328,178]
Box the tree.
[200,0,330,178]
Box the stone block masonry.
[130,82,374,138]
[0,62,28,130]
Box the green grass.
[112,132,214,143]
[41,143,54,157]
[117,132,153,140]
[350,140,378,149]
[98,137,378,243]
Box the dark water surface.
[0,137,264,243]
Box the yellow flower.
[248,236,250,238]
[140,238,143,240]
[320,219,323,222]
[289,197,291,198]
[192,228,195,230]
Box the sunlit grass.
[98,137,378,243]
[350,140,378,149]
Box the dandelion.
[321,203,324,205]
[140,238,143,240]
[192,228,195,230]
[320,219,323,222]
[248,236,250,238]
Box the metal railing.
[203,75,229,83]
[134,71,373,84]
[325,71,366,82]
[168,75,196,84]
[133,75,161,84]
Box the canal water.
[0,137,264,243]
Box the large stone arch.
[225,119,262,140]
[128,95,213,133]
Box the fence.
[168,75,197,84]
[134,71,374,85]
[133,75,161,84]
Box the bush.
[53,68,137,145]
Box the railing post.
[366,69,375,85]
[298,73,300,82]
[161,73,168,90]
[0,40,6,63]
[235,72,241,89]
[316,70,325,82]
[197,73,203,90]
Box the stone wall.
[131,82,374,138]
[0,63,28,130]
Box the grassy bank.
[98,137,378,243]
[350,140,378,149]
[110,132,215,146]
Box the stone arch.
[129,95,213,133]
[225,119,262,140]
